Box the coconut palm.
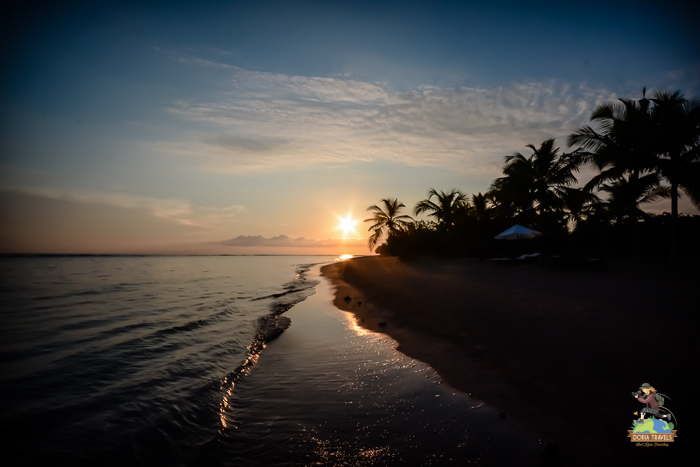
[489,139,579,224]
[567,89,670,251]
[597,174,670,225]
[649,91,700,263]
[470,192,493,223]
[414,188,468,231]
[568,89,660,200]
[569,89,697,259]
[560,187,602,231]
[651,91,700,214]
[364,198,413,250]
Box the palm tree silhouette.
[560,187,601,231]
[598,174,670,226]
[568,89,666,256]
[651,91,700,207]
[364,198,413,250]
[489,139,578,224]
[569,89,661,205]
[650,91,700,261]
[414,188,468,231]
[569,88,697,259]
[470,192,493,223]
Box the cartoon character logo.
[628,383,678,444]
[633,383,673,423]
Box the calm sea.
[0,255,539,466]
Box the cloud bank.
[155,54,624,175]
[1,186,246,229]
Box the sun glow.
[336,214,358,237]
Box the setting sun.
[336,215,358,237]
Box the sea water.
[0,256,539,466]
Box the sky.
[1,0,699,255]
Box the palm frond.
[414,200,440,217]
[363,197,411,250]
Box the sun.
[336,214,358,237]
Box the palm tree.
[650,91,700,261]
[560,187,601,231]
[489,139,578,225]
[569,89,656,168]
[414,188,468,231]
[470,192,493,223]
[364,198,413,250]
[651,91,700,210]
[568,89,661,212]
[569,88,697,260]
[597,174,670,225]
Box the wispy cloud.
[154,54,621,175]
[196,204,247,213]
[2,186,247,228]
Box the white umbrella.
[495,224,542,240]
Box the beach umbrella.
[494,224,542,240]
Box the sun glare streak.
[335,214,358,237]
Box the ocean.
[0,256,539,466]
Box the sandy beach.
[322,256,693,465]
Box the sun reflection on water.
[342,311,372,336]
[336,254,353,261]
[219,376,232,429]
[219,353,260,431]
[308,429,398,465]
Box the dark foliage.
[368,88,699,264]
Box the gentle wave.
[0,255,329,466]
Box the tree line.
[364,89,700,263]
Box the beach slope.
[321,256,692,465]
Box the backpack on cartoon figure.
[654,393,664,407]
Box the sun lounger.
[492,253,541,265]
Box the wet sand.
[322,256,693,465]
[196,265,541,465]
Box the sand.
[321,256,693,465]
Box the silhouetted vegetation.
[363,198,414,250]
[366,89,700,265]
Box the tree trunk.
[630,171,640,258]
[669,152,679,267]
[670,181,678,266]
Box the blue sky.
[1,0,699,253]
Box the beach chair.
[517,253,541,264]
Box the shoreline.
[321,256,692,465]
[201,263,542,465]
